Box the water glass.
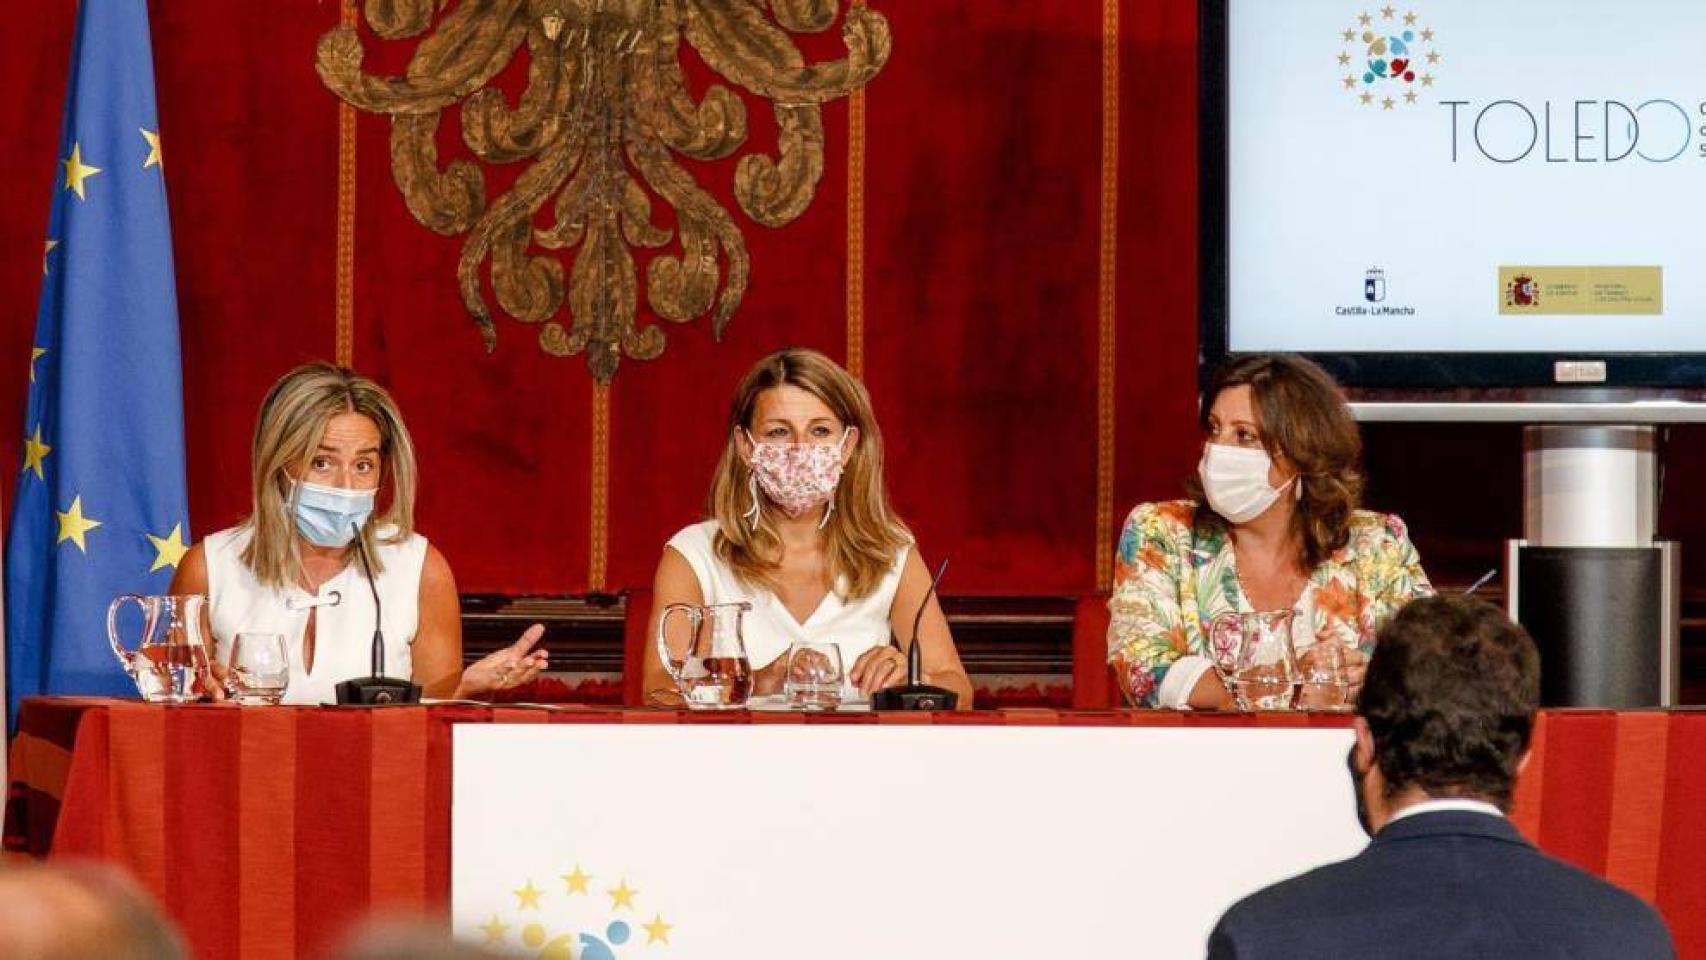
[782,641,844,710]
[226,632,289,705]
[1208,611,1299,711]
[1297,641,1352,712]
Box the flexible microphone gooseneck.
[873,558,958,711]
[334,522,421,705]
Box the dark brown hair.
[1188,353,1363,568]
[1356,596,1541,809]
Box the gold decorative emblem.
[316,0,891,381]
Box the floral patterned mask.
[744,428,851,523]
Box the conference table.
[6,698,1705,959]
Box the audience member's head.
[1350,595,1541,829]
[326,919,504,960]
[0,861,184,960]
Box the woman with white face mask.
[1107,354,1432,709]
[170,363,548,703]
[643,348,973,706]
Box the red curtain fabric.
[1,2,1703,599]
[9,700,1706,959]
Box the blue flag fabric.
[5,0,191,724]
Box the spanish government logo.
[1337,7,1442,110]
[1506,274,1540,309]
[476,862,675,959]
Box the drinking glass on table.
[1207,611,1299,711]
[1296,640,1352,711]
[782,641,844,710]
[226,632,289,705]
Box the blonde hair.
[240,363,419,588]
[707,348,910,600]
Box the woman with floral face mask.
[170,363,548,703]
[1107,354,1433,709]
[643,348,973,706]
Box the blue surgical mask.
[291,479,376,547]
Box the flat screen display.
[1204,0,1706,388]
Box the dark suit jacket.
[1207,810,1674,960]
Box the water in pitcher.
[679,655,752,708]
[134,640,211,703]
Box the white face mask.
[1198,443,1297,524]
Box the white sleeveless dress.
[666,521,910,695]
[203,524,428,705]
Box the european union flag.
[5,0,190,724]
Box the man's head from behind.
[1351,596,1541,829]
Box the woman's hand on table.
[456,624,549,699]
[848,644,909,698]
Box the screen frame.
[1198,0,1706,392]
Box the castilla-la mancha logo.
[1338,6,1442,110]
[1506,274,1540,308]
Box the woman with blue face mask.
[169,363,547,704]
[1107,354,1434,709]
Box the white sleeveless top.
[666,521,910,688]
[204,525,428,705]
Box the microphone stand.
[334,522,421,705]
[873,558,959,712]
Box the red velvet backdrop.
[1,2,1702,600]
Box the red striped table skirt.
[6,699,1704,959]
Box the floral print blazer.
[1107,500,1433,708]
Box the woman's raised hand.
[457,624,549,698]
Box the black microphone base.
[334,676,422,706]
[872,684,957,712]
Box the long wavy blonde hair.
[707,349,910,600]
[240,363,419,588]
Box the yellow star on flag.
[29,345,46,382]
[42,240,57,276]
[62,143,102,201]
[22,424,51,481]
[478,915,509,945]
[608,880,638,911]
[56,495,102,552]
[514,880,544,910]
[140,128,162,169]
[146,524,189,572]
[561,865,592,895]
[642,914,673,945]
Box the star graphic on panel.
[1404,90,1418,104]
[42,240,57,276]
[1380,4,1395,18]
[607,880,638,911]
[513,880,544,910]
[478,915,508,945]
[1343,76,1357,90]
[140,128,163,169]
[1421,28,1434,41]
[29,345,46,382]
[56,495,102,552]
[22,424,51,481]
[1382,97,1395,110]
[643,913,673,945]
[1426,51,1440,65]
[1357,12,1372,26]
[146,524,189,573]
[1341,27,1355,42]
[1337,52,1351,65]
[62,143,102,201]
[1421,73,1435,87]
[561,865,592,895]
[1404,11,1418,26]
[1359,92,1374,106]
[139,127,162,168]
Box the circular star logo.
[1337,6,1442,110]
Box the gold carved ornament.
[314,0,890,382]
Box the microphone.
[872,558,959,712]
[1462,567,1498,596]
[334,522,421,706]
